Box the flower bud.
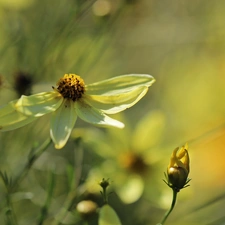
[76,200,98,220]
[99,178,110,190]
[13,71,33,97]
[165,143,190,191]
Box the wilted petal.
[84,86,148,114]
[0,101,36,131]
[50,100,77,149]
[75,100,124,128]
[15,91,63,117]
[85,74,155,95]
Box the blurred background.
[0,0,225,224]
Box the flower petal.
[75,100,124,128]
[84,86,148,114]
[0,101,36,131]
[15,91,63,117]
[116,174,144,204]
[85,74,155,95]
[50,100,77,149]
[132,110,165,152]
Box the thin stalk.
[37,170,55,225]
[157,189,178,225]
[11,138,52,191]
[5,193,18,225]
[52,139,84,225]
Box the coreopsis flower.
[164,143,191,192]
[0,73,155,149]
[79,110,165,204]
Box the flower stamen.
[53,74,85,101]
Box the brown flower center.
[119,152,148,174]
[53,74,85,101]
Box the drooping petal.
[83,86,148,114]
[15,91,63,117]
[0,101,37,131]
[85,74,155,95]
[50,100,77,149]
[75,100,124,128]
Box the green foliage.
[1,0,225,225]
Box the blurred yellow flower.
[78,110,166,204]
[0,73,155,149]
[165,143,190,192]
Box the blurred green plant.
[98,178,122,225]
[1,0,225,224]
[77,110,166,204]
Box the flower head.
[81,110,166,204]
[0,73,155,149]
[164,143,191,192]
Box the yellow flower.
[0,73,155,149]
[80,110,166,204]
[165,143,190,192]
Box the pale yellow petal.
[116,174,144,204]
[75,100,124,128]
[15,91,63,117]
[50,100,77,149]
[84,86,148,114]
[0,101,36,131]
[86,74,155,95]
[132,110,165,152]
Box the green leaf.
[99,205,122,225]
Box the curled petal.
[15,91,63,117]
[168,146,190,173]
[0,101,36,131]
[50,100,77,149]
[75,100,124,128]
[85,74,155,95]
[84,86,148,114]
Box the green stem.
[157,189,178,225]
[52,140,84,225]
[102,187,108,205]
[5,193,18,225]
[11,138,52,191]
[37,170,55,225]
